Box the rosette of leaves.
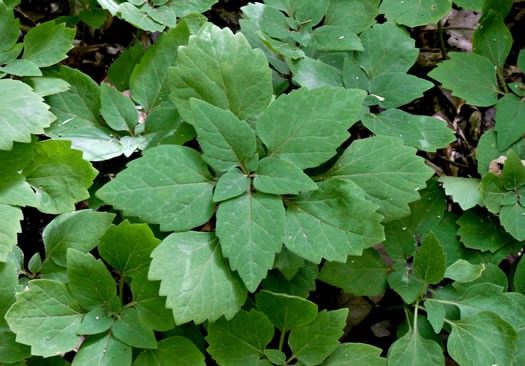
[97,0,217,31]
[94,23,434,330]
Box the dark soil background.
[14,0,525,364]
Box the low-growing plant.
[0,0,524,365]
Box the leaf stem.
[119,275,125,304]
[497,67,509,94]
[278,329,286,352]
[437,20,447,59]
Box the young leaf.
[67,249,117,310]
[98,220,160,279]
[148,232,247,324]
[447,311,517,366]
[257,87,366,169]
[494,94,525,151]
[362,109,455,152]
[444,259,485,282]
[72,333,131,366]
[500,203,525,241]
[284,179,384,264]
[133,336,206,366]
[387,332,444,366]
[22,20,75,67]
[130,268,174,331]
[130,21,190,112]
[319,248,388,296]
[324,0,379,33]
[0,79,55,150]
[206,309,274,366]
[438,176,483,210]
[0,204,22,262]
[472,10,512,69]
[413,232,446,285]
[213,168,250,202]
[254,158,317,195]
[78,308,114,335]
[42,210,115,267]
[318,136,434,221]
[216,191,285,292]
[288,309,348,366]
[255,290,318,332]
[170,23,272,122]
[354,22,419,78]
[100,83,139,133]
[96,145,215,232]
[190,99,257,173]
[428,52,499,107]
[321,343,386,366]
[368,73,433,109]
[387,264,424,304]
[424,300,446,333]
[5,280,84,357]
[112,307,157,349]
[22,140,98,214]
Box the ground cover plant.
[0,0,524,365]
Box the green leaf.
[380,0,452,27]
[387,264,424,304]
[213,168,250,202]
[0,2,19,52]
[190,99,257,173]
[142,102,195,148]
[133,336,206,366]
[388,332,444,366]
[274,247,304,281]
[25,76,71,97]
[43,210,115,267]
[519,48,525,73]
[0,79,55,150]
[473,10,512,69]
[264,349,286,365]
[454,0,482,10]
[22,20,75,67]
[262,262,318,298]
[457,208,518,252]
[444,259,485,282]
[0,59,42,76]
[354,22,419,78]
[255,290,318,332]
[254,158,317,195]
[206,309,274,366]
[108,43,144,91]
[98,220,160,279]
[216,191,285,292]
[96,145,215,232]
[368,73,433,109]
[284,179,384,264]
[319,248,388,296]
[0,330,31,364]
[130,268,174,331]
[288,309,347,366]
[293,0,329,26]
[0,261,17,328]
[438,176,483,210]
[452,263,508,293]
[447,311,517,366]
[149,232,247,324]
[428,52,499,107]
[117,3,164,32]
[166,0,217,17]
[289,57,343,89]
[22,140,98,214]
[257,87,366,169]
[0,204,22,262]
[170,23,272,122]
[424,300,446,333]
[495,94,525,151]
[130,21,190,112]
[413,232,446,285]
[362,109,454,152]
[112,307,157,349]
[67,249,117,310]
[500,203,525,241]
[100,83,138,132]
[514,256,525,294]
[79,7,107,28]
[477,130,525,175]
[325,0,379,33]
[321,342,386,366]
[5,280,83,357]
[78,308,114,335]
[72,333,131,366]
[318,136,434,221]
[310,26,363,51]
[502,150,525,189]
[479,173,505,213]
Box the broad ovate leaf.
[22,20,75,67]
[495,94,525,153]
[413,232,446,285]
[148,231,247,324]
[96,145,215,232]
[133,336,205,366]
[100,83,138,133]
[318,136,434,221]
[206,309,274,366]
[257,87,366,169]
[500,203,525,241]
[472,10,512,69]
[0,79,55,150]
[22,140,98,214]
[216,191,285,292]
[380,0,452,27]
[254,158,317,195]
[170,23,272,122]
[367,73,434,109]
[72,333,131,366]
[284,179,384,264]
[5,280,84,357]
[321,343,386,366]
[112,307,157,349]
[387,332,444,366]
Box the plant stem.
[278,329,286,351]
[497,67,509,94]
[438,20,447,59]
[119,275,125,304]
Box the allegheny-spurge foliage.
[0,0,524,365]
